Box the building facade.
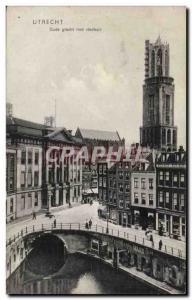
[108,161,133,227]
[76,127,125,202]
[156,150,186,241]
[6,147,17,222]
[6,117,83,222]
[131,160,156,229]
[140,37,177,151]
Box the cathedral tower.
[140,36,177,151]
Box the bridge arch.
[26,233,67,276]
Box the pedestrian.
[89,218,92,229]
[85,220,89,229]
[150,234,154,247]
[53,219,56,228]
[32,211,36,220]
[159,239,163,250]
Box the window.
[149,178,153,189]
[78,186,80,196]
[99,165,102,174]
[20,172,25,188]
[149,194,153,206]
[103,178,106,187]
[109,179,113,187]
[165,95,170,124]
[28,171,32,187]
[165,192,169,204]
[162,129,166,145]
[77,170,80,182]
[134,178,138,188]
[151,50,155,77]
[180,173,185,184]
[119,200,123,208]
[113,191,117,202]
[34,192,38,207]
[165,171,170,181]
[141,193,146,205]
[99,177,102,187]
[159,191,163,207]
[159,171,163,181]
[148,95,154,122]
[21,195,25,210]
[173,193,178,210]
[173,130,177,145]
[125,184,129,193]
[173,174,178,183]
[167,129,171,144]
[10,198,14,213]
[34,171,39,187]
[21,151,26,164]
[119,171,123,179]
[180,194,184,211]
[157,49,162,76]
[165,50,169,76]
[119,183,123,192]
[125,172,129,180]
[103,165,107,175]
[35,152,39,165]
[28,193,32,208]
[134,193,139,204]
[141,178,146,189]
[28,151,32,164]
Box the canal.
[7,252,164,295]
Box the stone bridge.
[6,223,186,293]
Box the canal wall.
[6,229,186,294]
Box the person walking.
[89,218,92,229]
[150,234,154,248]
[85,220,89,229]
[32,211,36,220]
[159,239,163,250]
[53,218,56,228]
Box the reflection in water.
[7,253,163,295]
[71,273,104,294]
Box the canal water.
[7,253,164,295]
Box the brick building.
[131,156,156,229]
[155,149,186,241]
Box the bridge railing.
[6,222,186,259]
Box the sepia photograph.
[5,6,187,295]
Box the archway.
[27,234,67,276]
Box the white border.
[0,1,191,299]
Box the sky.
[6,6,186,147]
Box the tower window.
[148,95,154,123]
[162,128,166,145]
[151,50,155,77]
[165,95,170,124]
[173,130,177,145]
[167,129,171,145]
[165,50,169,76]
[157,49,162,76]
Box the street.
[6,201,186,256]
